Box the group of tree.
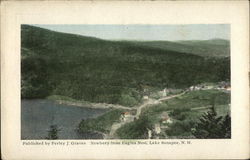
[192,106,231,138]
[116,116,153,139]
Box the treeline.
[21,25,230,106]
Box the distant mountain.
[129,38,230,58]
[178,38,229,45]
[21,25,230,106]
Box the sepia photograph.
[21,24,231,140]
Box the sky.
[33,24,230,41]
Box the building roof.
[122,112,131,115]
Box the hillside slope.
[21,25,230,106]
[129,38,230,58]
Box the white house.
[162,88,171,97]
[163,88,167,96]
[154,123,161,134]
[147,129,152,139]
[143,95,149,100]
[189,86,195,91]
[120,112,134,122]
[162,118,173,124]
[205,85,213,89]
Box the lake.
[21,99,109,139]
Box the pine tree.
[192,104,231,139]
[46,125,60,140]
[192,105,222,138]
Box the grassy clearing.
[143,89,230,115]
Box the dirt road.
[107,91,187,139]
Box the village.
[110,81,231,139]
[188,81,230,92]
[119,110,173,139]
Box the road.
[107,91,187,139]
[105,88,230,139]
[136,91,187,119]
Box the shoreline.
[53,99,133,110]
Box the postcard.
[1,1,249,159]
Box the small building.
[120,112,134,122]
[204,85,213,90]
[143,95,149,100]
[189,86,195,91]
[225,86,231,90]
[224,84,231,90]
[162,88,167,96]
[154,123,161,134]
[147,128,152,139]
[161,112,173,124]
[162,118,173,124]
[195,86,202,90]
[162,88,171,97]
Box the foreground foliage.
[46,125,60,140]
[192,107,231,138]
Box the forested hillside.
[21,25,230,106]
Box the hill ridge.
[21,25,230,107]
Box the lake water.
[21,99,109,140]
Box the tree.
[46,125,60,140]
[220,114,231,138]
[116,115,152,139]
[192,106,231,139]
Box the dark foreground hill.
[21,25,230,106]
